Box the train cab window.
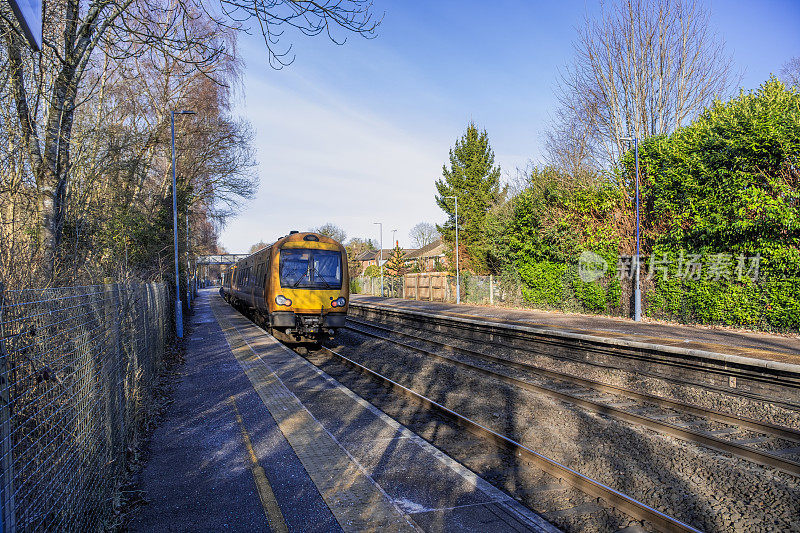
[279,248,342,289]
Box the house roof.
[355,248,415,261]
[405,238,446,259]
[353,249,378,261]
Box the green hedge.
[516,259,623,314]
[514,258,799,331]
[648,277,800,331]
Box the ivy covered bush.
[634,78,800,330]
[502,79,799,331]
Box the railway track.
[306,343,701,533]
[348,303,800,411]
[344,317,800,477]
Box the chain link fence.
[352,273,502,305]
[0,282,170,531]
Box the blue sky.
[220,0,800,252]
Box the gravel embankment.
[326,327,800,533]
[305,348,638,533]
[354,318,800,432]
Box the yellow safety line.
[229,396,289,533]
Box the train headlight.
[275,295,292,306]
[331,297,346,308]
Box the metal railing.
[352,273,499,305]
[0,283,170,532]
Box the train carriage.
[221,231,348,342]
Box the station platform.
[129,288,557,532]
[350,295,800,367]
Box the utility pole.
[186,212,191,309]
[171,109,195,338]
[444,196,460,304]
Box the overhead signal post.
[171,110,195,338]
[620,135,642,321]
[444,196,460,304]
[373,222,383,297]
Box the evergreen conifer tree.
[435,122,505,272]
[386,244,408,276]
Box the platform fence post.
[0,282,16,533]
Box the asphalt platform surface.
[350,295,800,365]
[129,288,557,532]
[129,290,339,532]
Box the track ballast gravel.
[325,326,800,533]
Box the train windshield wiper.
[291,265,310,287]
[314,272,333,289]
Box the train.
[220,231,349,343]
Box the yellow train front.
[222,231,349,342]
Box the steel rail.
[347,317,800,441]
[344,320,800,477]
[349,303,800,411]
[314,345,702,533]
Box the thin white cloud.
[221,73,447,251]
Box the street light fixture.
[373,222,383,297]
[171,109,195,338]
[620,135,641,322]
[443,196,460,304]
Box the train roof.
[238,232,344,262]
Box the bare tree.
[249,240,269,254]
[780,56,800,89]
[550,0,735,169]
[218,0,381,68]
[311,222,347,243]
[0,0,380,278]
[542,105,598,180]
[409,222,439,248]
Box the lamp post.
[620,135,641,321]
[391,229,397,248]
[171,109,195,338]
[444,196,460,304]
[186,212,191,309]
[373,222,383,297]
